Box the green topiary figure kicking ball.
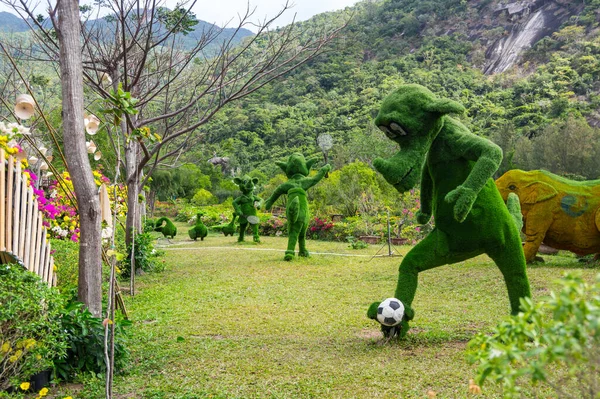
[366,84,531,339]
[265,153,331,261]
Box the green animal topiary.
[188,213,208,241]
[264,153,331,261]
[233,175,263,243]
[154,216,177,239]
[222,214,237,236]
[366,84,531,339]
[211,214,237,236]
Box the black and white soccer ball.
[376,298,405,327]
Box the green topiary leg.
[486,233,531,315]
[285,227,299,261]
[393,228,452,314]
[238,222,248,242]
[252,224,260,243]
[298,223,309,257]
[368,228,455,338]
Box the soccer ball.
[376,298,405,327]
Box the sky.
[193,0,358,31]
[0,0,360,33]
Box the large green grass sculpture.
[154,216,177,239]
[265,153,331,261]
[233,175,263,243]
[366,84,531,338]
[188,213,208,241]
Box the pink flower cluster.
[28,172,80,242]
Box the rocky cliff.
[478,0,583,74]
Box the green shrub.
[347,236,368,249]
[191,188,218,206]
[50,238,80,293]
[53,302,130,381]
[467,273,600,398]
[122,232,165,278]
[0,264,67,390]
[143,218,156,233]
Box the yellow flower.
[36,354,42,360]
[20,382,30,390]
[25,339,36,350]
[9,355,18,362]
[64,397,73,399]
[39,387,49,396]
[1,342,10,353]
[64,215,70,222]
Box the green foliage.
[50,238,80,293]
[143,218,156,233]
[191,188,218,206]
[510,117,600,179]
[123,232,165,277]
[346,235,368,249]
[53,302,131,382]
[310,161,386,217]
[100,83,139,126]
[468,273,600,398]
[156,6,198,35]
[150,164,212,202]
[0,264,67,390]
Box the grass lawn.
[102,225,598,399]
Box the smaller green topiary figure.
[222,214,237,237]
[154,217,177,239]
[264,153,331,261]
[188,213,208,241]
[212,214,237,236]
[233,175,263,243]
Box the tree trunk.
[124,141,140,246]
[55,0,102,317]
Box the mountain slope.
[188,0,600,180]
[0,10,254,51]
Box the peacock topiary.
[154,217,177,239]
[188,213,208,241]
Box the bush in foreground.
[468,273,600,398]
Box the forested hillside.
[0,10,253,54]
[182,0,600,184]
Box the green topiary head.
[276,153,319,179]
[373,84,465,193]
[233,175,259,195]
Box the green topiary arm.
[253,195,264,210]
[300,164,331,191]
[417,162,433,224]
[444,130,503,222]
[265,182,294,210]
[232,198,244,216]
